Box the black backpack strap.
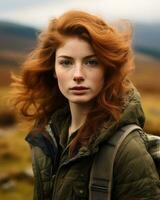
[89,124,142,200]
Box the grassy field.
[0,87,34,199]
[0,181,33,200]
[0,127,33,199]
[141,93,160,134]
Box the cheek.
[91,71,104,87]
[56,71,69,90]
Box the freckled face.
[55,37,105,105]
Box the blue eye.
[59,60,72,67]
[85,59,99,66]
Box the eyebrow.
[57,54,97,59]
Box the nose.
[73,65,84,83]
[73,76,84,82]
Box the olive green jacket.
[26,88,160,200]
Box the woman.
[12,10,160,199]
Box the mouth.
[70,86,89,90]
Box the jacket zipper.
[52,143,91,199]
[48,122,92,199]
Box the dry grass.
[0,116,33,199]
[141,93,160,135]
[0,126,32,172]
[0,180,33,200]
[0,87,33,199]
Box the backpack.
[89,124,160,200]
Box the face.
[55,37,105,105]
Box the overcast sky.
[0,0,159,28]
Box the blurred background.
[0,0,160,199]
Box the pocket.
[72,181,88,200]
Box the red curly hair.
[11,10,134,155]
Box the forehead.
[56,37,95,58]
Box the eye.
[85,59,99,66]
[59,59,73,67]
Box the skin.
[55,37,105,136]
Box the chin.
[69,96,94,104]
[70,100,90,104]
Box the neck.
[68,102,91,136]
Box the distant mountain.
[133,23,160,59]
[0,21,38,53]
[0,21,38,39]
[0,21,39,69]
[0,21,159,70]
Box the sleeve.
[112,131,160,200]
[31,146,44,200]
[30,146,53,200]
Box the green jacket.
[26,88,160,200]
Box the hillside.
[0,21,38,69]
[133,23,160,59]
[0,21,160,64]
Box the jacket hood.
[92,86,145,148]
[118,86,145,128]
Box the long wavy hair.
[11,10,134,155]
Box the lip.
[70,86,89,90]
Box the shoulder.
[115,130,147,164]
[112,130,160,199]
[114,129,159,182]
